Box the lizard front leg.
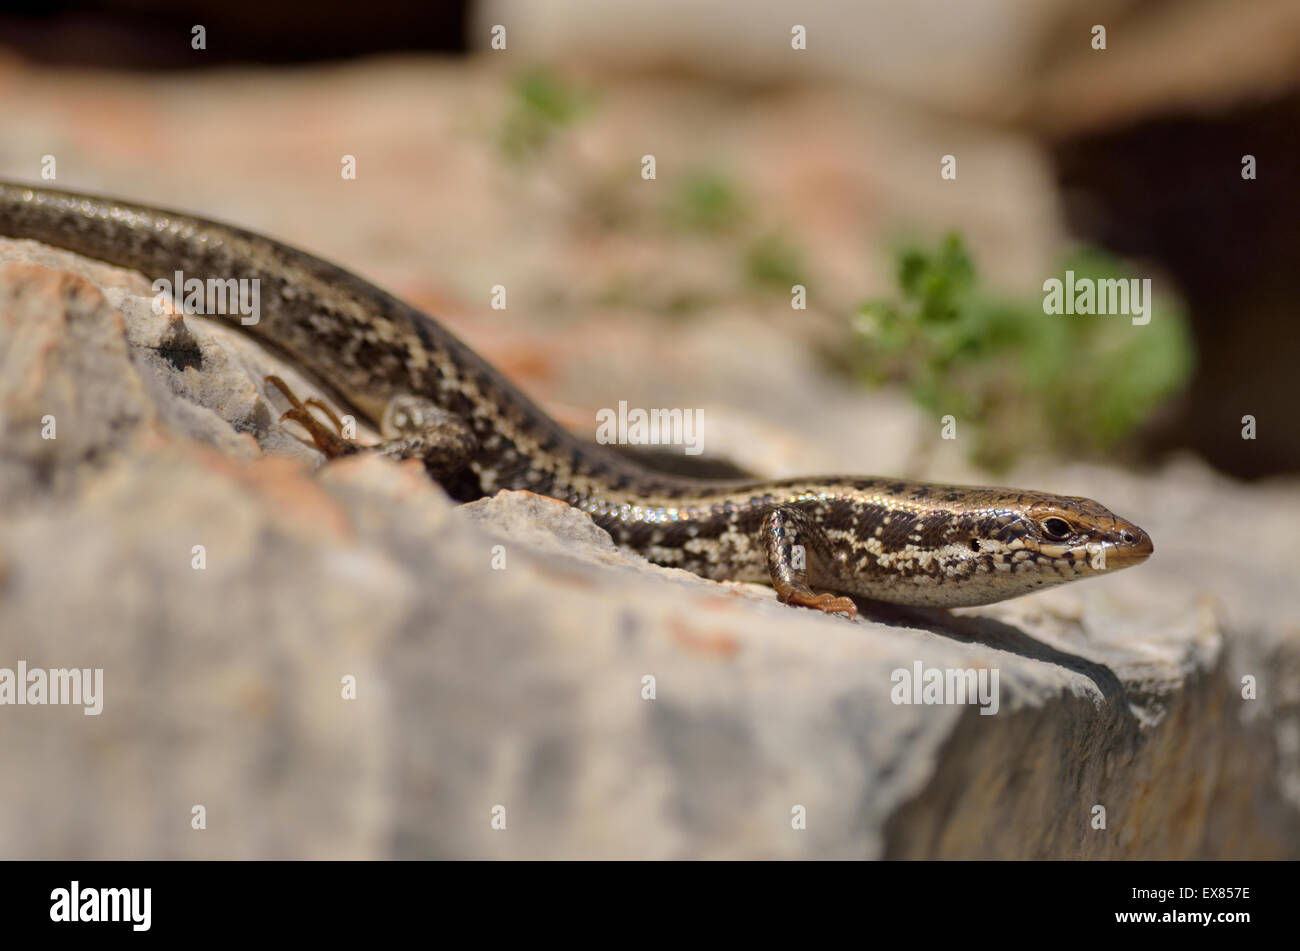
[760,504,858,618]
[266,376,477,477]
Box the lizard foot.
[265,375,360,458]
[780,589,859,618]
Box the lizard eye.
[1041,517,1072,540]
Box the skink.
[0,182,1153,616]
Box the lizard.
[0,182,1153,617]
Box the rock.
[0,239,1297,858]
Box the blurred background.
[1,0,1297,482]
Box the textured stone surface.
[1,240,1297,859]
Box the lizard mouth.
[1102,527,1154,568]
[1041,526,1153,570]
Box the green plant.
[669,170,748,234]
[848,233,1194,470]
[744,231,806,292]
[498,68,591,164]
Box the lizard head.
[833,481,1154,607]
[937,489,1155,605]
[1016,493,1154,572]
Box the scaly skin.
[0,182,1154,615]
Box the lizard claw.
[782,590,859,619]
[265,375,358,458]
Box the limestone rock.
[0,239,1296,858]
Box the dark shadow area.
[852,598,1128,701]
[0,0,470,68]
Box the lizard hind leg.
[265,378,477,478]
[761,504,858,618]
[266,375,362,458]
[378,394,478,478]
